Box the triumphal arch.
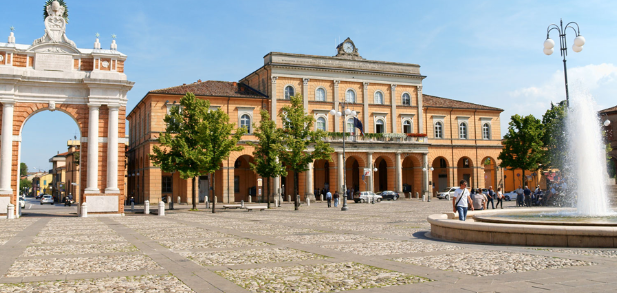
[0,1,133,216]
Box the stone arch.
[233,155,258,202]
[17,103,86,136]
[313,159,331,195]
[457,156,475,189]
[432,156,450,194]
[373,156,393,192]
[345,154,366,193]
[481,156,498,189]
[403,155,421,196]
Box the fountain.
[428,90,617,247]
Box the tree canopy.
[20,163,28,177]
[541,101,567,171]
[498,114,545,185]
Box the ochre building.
[127,39,504,204]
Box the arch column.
[305,162,314,200]
[85,103,100,194]
[367,152,374,192]
[0,102,14,195]
[422,153,429,198]
[105,105,120,194]
[337,152,344,191]
[395,152,402,193]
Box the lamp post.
[329,100,357,211]
[544,19,585,108]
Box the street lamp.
[329,100,357,211]
[544,19,585,108]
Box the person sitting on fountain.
[452,180,474,221]
[472,189,487,211]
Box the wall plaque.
[34,53,73,71]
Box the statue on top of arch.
[32,0,76,49]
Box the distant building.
[600,105,617,178]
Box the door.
[198,176,209,203]
[463,174,471,187]
[438,174,448,193]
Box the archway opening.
[482,157,497,189]
[432,157,449,195]
[457,157,474,189]
[234,155,257,202]
[403,156,419,197]
[345,156,362,194]
[374,157,388,192]
[313,159,330,196]
[20,110,81,217]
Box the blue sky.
[4,0,617,171]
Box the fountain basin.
[428,208,617,248]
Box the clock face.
[343,42,354,53]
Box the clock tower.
[335,37,364,60]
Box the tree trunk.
[294,172,299,211]
[191,176,196,210]
[266,177,271,209]
[212,172,216,213]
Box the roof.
[149,80,266,99]
[423,94,503,111]
[600,105,617,114]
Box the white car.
[40,194,54,205]
[503,191,518,201]
[436,187,459,200]
[353,191,382,203]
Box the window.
[374,91,384,104]
[234,176,240,193]
[162,176,172,193]
[459,122,467,139]
[345,89,356,103]
[402,93,411,106]
[284,86,294,100]
[463,158,470,168]
[435,122,443,138]
[346,118,354,133]
[315,88,326,101]
[376,119,385,133]
[439,158,447,168]
[316,117,326,131]
[240,114,251,133]
[482,123,490,139]
[403,120,412,134]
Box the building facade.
[601,105,617,178]
[127,39,504,204]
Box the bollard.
[306,197,310,206]
[177,196,181,204]
[158,201,165,216]
[428,193,431,202]
[274,197,278,207]
[131,202,135,212]
[144,200,150,214]
[81,203,88,217]
[415,192,419,199]
[320,194,324,202]
[248,196,252,203]
[288,195,291,203]
[241,200,245,208]
[214,197,218,204]
[205,196,209,209]
[7,204,14,220]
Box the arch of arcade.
[0,2,133,216]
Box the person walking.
[326,190,332,208]
[496,187,504,209]
[523,186,532,207]
[333,191,340,207]
[452,180,474,221]
[486,186,495,209]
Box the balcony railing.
[324,133,428,143]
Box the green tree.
[196,104,245,213]
[498,114,545,187]
[20,179,32,189]
[248,110,287,209]
[607,143,615,178]
[541,101,567,170]
[278,95,334,210]
[20,163,28,177]
[150,92,210,210]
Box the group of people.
[470,186,504,210]
[451,180,505,221]
[515,185,559,207]
[324,190,341,208]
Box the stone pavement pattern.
[0,200,616,292]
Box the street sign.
[363,168,371,176]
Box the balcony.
[324,132,428,144]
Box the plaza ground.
[0,199,616,292]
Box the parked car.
[436,187,459,200]
[378,191,400,201]
[40,194,54,205]
[353,191,382,203]
[19,197,25,208]
[503,191,517,201]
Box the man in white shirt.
[452,180,474,221]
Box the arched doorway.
[234,155,258,202]
[374,157,389,192]
[457,157,474,189]
[432,157,449,195]
[313,159,330,196]
[482,157,497,189]
[0,9,133,217]
[345,156,365,195]
[403,156,420,197]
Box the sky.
[4,0,617,171]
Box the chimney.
[232,82,237,87]
[197,79,202,83]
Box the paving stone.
[5,255,161,277]
[181,247,326,266]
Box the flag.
[353,117,364,136]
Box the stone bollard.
[7,204,14,220]
[249,196,252,203]
[306,197,310,206]
[214,197,218,204]
[177,196,181,204]
[274,197,278,207]
[144,200,150,215]
[320,194,324,202]
[205,196,209,209]
[288,195,291,203]
[81,203,88,218]
[131,201,135,212]
[241,200,245,208]
[158,201,165,216]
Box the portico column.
[395,152,402,193]
[0,102,14,194]
[85,104,100,194]
[303,78,309,113]
[367,152,374,192]
[333,80,340,132]
[105,105,120,193]
[422,153,429,198]
[305,162,314,200]
[417,86,424,133]
[363,82,369,133]
[337,152,344,192]
[391,84,397,133]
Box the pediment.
[27,43,80,54]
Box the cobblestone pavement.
[1,199,616,292]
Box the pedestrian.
[333,191,339,207]
[523,185,532,207]
[472,190,487,210]
[486,186,495,209]
[516,185,524,207]
[496,187,504,209]
[326,190,332,208]
[452,180,474,221]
